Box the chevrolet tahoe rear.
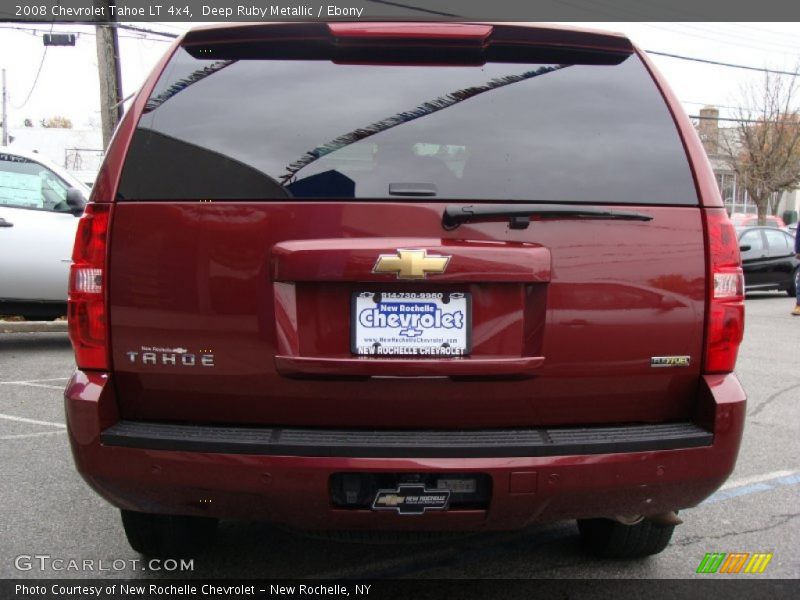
[65,22,746,559]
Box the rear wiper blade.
[442,204,653,230]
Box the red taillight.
[704,208,745,373]
[68,203,110,370]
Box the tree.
[40,115,73,129]
[718,70,800,224]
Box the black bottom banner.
[3,579,799,600]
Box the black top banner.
[2,0,800,23]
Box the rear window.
[118,47,697,205]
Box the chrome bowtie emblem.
[373,249,451,279]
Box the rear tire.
[577,517,675,558]
[120,510,218,557]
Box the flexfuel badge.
[651,356,691,368]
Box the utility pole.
[95,0,123,148]
[2,69,8,146]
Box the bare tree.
[40,115,73,129]
[719,70,800,224]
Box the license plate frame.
[351,291,472,357]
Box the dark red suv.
[65,22,746,559]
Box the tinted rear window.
[118,47,697,205]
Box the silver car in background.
[0,147,89,320]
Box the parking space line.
[720,469,795,490]
[0,413,65,428]
[703,469,800,505]
[0,382,65,390]
[775,473,800,485]
[0,377,70,384]
[0,430,67,440]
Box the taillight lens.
[68,203,110,370]
[704,209,745,373]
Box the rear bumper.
[101,420,713,458]
[65,371,746,531]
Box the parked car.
[729,212,786,229]
[738,226,799,295]
[788,222,797,236]
[0,147,88,320]
[65,22,747,560]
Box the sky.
[0,21,798,133]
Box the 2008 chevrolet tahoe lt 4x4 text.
[65,22,746,559]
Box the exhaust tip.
[648,511,683,528]
[613,514,644,526]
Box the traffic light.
[43,34,77,46]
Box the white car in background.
[0,147,89,320]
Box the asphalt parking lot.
[1,294,798,580]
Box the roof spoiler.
[181,22,633,63]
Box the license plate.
[352,291,471,356]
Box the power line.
[13,25,51,109]
[111,92,136,109]
[646,51,799,77]
[0,24,172,42]
[112,23,177,39]
[646,22,800,54]
[685,102,800,118]
[0,22,181,39]
[555,0,800,53]
[2,22,798,80]
[673,22,800,53]
[548,0,800,70]
[364,0,460,17]
[691,115,788,124]
[564,0,800,54]
[727,22,800,43]
[633,0,800,44]
[145,22,185,33]
[681,100,747,111]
